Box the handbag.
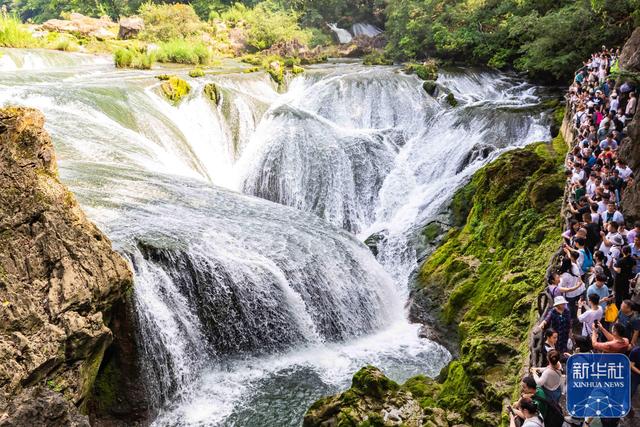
[604,303,619,322]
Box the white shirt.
[578,306,603,336]
[572,169,585,184]
[586,180,597,196]
[562,271,585,298]
[618,166,633,180]
[600,210,624,225]
[597,200,608,214]
[599,232,621,254]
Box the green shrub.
[156,39,210,65]
[362,51,393,66]
[139,3,208,42]
[114,47,154,70]
[221,3,311,51]
[0,13,37,48]
[404,60,438,80]
[308,27,333,48]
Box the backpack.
[575,111,584,128]
[533,394,564,427]
[580,248,594,273]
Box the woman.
[559,257,585,320]
[540,328,557,367]
[509,398,543,427]
[531,350,563,403]
[563,220,580,244]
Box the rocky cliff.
[0,107,132,425]
[618,27,640,222]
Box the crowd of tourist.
[509,47,640,427]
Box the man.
[575,293,603,351]
[538,296,572,353]
[617,300,640,346]
[626,91,637,118]
[626,221,640,245]
[616,159,633,181]
[592,321,630,353]
[587,273,613,311]
[614,246,635,307]
[582,212,601,253]
[600,133,618,150]
[599,220,622,255]
[630,345,640,397]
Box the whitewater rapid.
[0,48,550,426]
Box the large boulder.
[0,108,132,418]
[118,16,144,40]
[39,13,116,39]
[303,366,424,427]
[0,387,89,426]
[619,27,640,73]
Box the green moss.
[292,65,305,74]
[244,66,261,73]
[156,74,171,80]
[204,83,221,105]
[160,76,191,104]
[351,366,399,398]
[446,93,458,107]
[404,60,438,80]
[412,140,568,425]
[422,80,437,95]
[188,68,205,78]
[90,355,119,414]
[362,51,393,66]
[422,222,443,243]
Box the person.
[631,235,640,276]
[592,321,630,353]
[617,299,640,346]
[626,91,637,118]
[531,350,563,403]
[600,202,624,225]
[518,376,549,420]
[627,221,640,245]
[538,296,572,353]
[557,256,585,319]
[614,246,635,307]
[547,271,582,300]
[509,398,543,427]
[575,293,603,352]
[582,212,601,253]
[587,273,612,311]
[540,329,557,366]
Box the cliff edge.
[0,107,132,425]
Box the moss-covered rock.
[292,65,305,74]
[445,93,458,107]
[303,366,423,427]
[160,76,190,104]
[404,60,438,81]
[188,68,205,78]
[204,83,220,105]
[423,80,437,95]
[406,138,567,425]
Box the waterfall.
[327,23,353,44]
[351,23,383,38]
[0,50,550,426]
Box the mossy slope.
[412,137,567,425]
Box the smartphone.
[507,405,514,415]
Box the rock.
[39,13,115,39]
[118,16,144,40]
[0,386,90,426]
[446,93,458,107]
[204,83,221,105]
[364,230,388,257]
[338,34,387,57]
[619,27,640,73]
[423,80,437,96]
[0,107,132,415]
[160,76,191,104]
[304,366,424,427]
[188,68,205,78]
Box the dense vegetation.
[385,0,640,81]
[1,0,638,81]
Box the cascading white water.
[327,23,353,44]
[351,23,383,38]
[0,48,550,426]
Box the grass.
[156,39,210,65]
[0,13,37,48]
[114,47,154,70]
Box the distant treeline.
[3,0,639,81]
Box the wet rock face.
[0,386,90,427]
[0,108,132,419]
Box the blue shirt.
[587,283,610,310]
